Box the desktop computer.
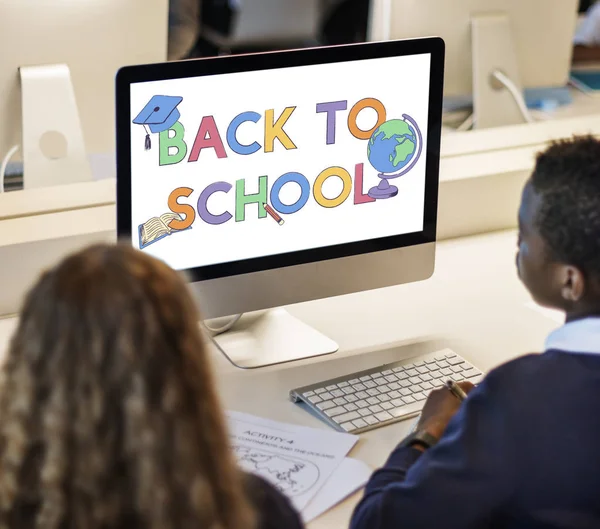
[116,38,482,433]
[369,0,579,129]
[0,0,168,190]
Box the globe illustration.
[366,114,422,199]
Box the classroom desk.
[0,229,562,528]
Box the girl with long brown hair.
[0,244,303,529]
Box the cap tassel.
[145,133,151,150]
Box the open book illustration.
[138,212,189,249]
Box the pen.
[445,379,468,401]
[410,380,467,432]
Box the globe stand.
[368,175,398,199]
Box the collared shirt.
[545,317,600,355]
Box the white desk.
[0,229,560,528]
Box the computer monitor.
[116,38,444,368]
[0,0,167,189]
[369,0,579,129]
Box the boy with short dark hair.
[350,136,600,529]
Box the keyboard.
[290,349,483,434]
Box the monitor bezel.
[116,38,445,281]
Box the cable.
[202,313,243,337]
[0,145,19,193]
[491,70,534,124]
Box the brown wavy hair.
[0,244,255,529]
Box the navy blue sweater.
[350,350,600,529]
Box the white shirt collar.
[544,317,600,355]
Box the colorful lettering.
[316,101,348,145]
[313,167,352,208]
[347,98,386,140]
[264,107,297,153]
[159,122,188,166]
[270,172,310,214]
[235,175,268,222]
[188,116,227,162]
[197,182,233,225]
[167,187,195,230]
[353,163,375,204]
[227,111,261,155]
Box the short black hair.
[531,135,600,277]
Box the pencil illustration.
[263,203,285,226]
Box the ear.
[560,265,586,302]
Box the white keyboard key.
[388,390,401,399]
[468,374,484,385]
[353,383,366,391]
[342,387,356,395]
[345,403,358,411]
[409,376,421,385]
[340,421,357,432]
[378,394,391,402]
[441,368,453,376]
[406,369,419,377]
[416,366,429,374]
[356,391,369,399]
[338,381,349,388]
[419,373,432,382]
[388,382,400,391]
[380,401,393,410]
[364,381,376,389]
[308,395,323,404]
[364,416,379,425]
[326,384,338,391]
[357,400,370,409]
[352,418,368,429]
[369,404,383,413]
[437,360,449,368]
[346,394,358,403]
[331,389,345,398]
[463,368,480,378]
[325,406,347,417]
[451,365,463,373]
[400,388,412,397]
[402,395,416,404]
[315,388,326,394]
[304,390,315,397]
[333,397,347,406]
[367,388,380,396]
[390,401,423,418]
[420,381,433,391]
[321,392,333,400]
[382,370,393,376]
[348,378,360,384]
[359,375,372,382]
[366,397,380,406]
[317,401,335,410]
[358,408,371,417]
[375,411,393,422]
[448,357,465,366]
[385,375,398,383]
[391,398,404,407]
[336,411,361,423]
[412,391,426,401]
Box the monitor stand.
[20,64,92,189]
[208,308,339,369]
[470,13,529,129]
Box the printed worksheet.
[226,411,358,511]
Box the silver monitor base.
[210,308,339,369]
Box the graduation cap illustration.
[133,95,183,150]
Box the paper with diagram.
[226,411,358,511]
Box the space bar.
[390,401,424,419]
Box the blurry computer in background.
[0,0,168,190]
[369,0,579,129]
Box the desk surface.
[0,230,561,528]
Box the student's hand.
[416,381,475,441]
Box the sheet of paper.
[226,411,358,511]
[302,457,371,524]
[525,302,564,324]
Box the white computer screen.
[129,53,432,271]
